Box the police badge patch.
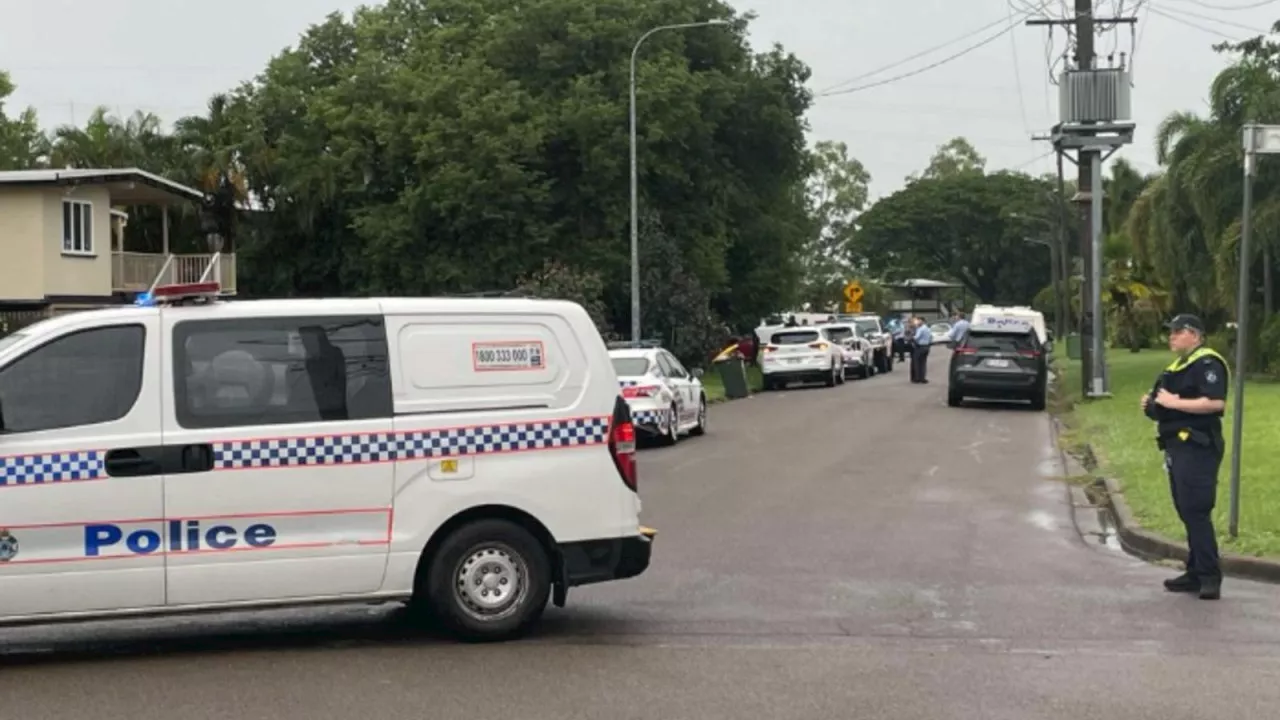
[1206,370,1219,383]
[0,530,17,562]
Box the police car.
[0,282,652,641]
[608,342,707,444]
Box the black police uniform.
[1144,342,1229,595]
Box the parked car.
[929,321,953,345]
[851,314,894,374]
[609,344,708,445]
[759,327,845,390]
[819,323,875,379]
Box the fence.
[0,309,52,338]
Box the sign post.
[843,281,864,315]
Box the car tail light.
[762,345,778,353]
[809,342,829,351]
[609,397,638,492]
[954,347,977,355]
[622,385,659,398]
[1018,349,1041,358]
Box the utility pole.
[1028,9,1136,398]
[1074,0,1098,398]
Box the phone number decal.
[472,341,546,371]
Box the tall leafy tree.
[801,139,870,311]
[0,71,48,169]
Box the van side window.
[173,316,393,429]
[0,325,145,433]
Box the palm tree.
[172,94,251,250]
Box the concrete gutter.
[1093,467,1280,584]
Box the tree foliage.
[855,158,1056,304]
[0,0,819,361]
[801,139,870,311]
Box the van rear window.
[964,331,1038,353]
[772,330,820,345]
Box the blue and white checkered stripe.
[215,417,610,470]
[631,410,665,429]
[0,450,105,487]
[214,432,399,470]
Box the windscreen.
[772,330,820,345]
[611,357,651,376]
[823,327,854,343]
[964,331,1038,353]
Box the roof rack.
[606,339,664,350]
[135,282,223,307]
[445,289,537,299]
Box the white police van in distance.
[0,283,652,641]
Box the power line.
[1008,0,1033,135]
[1166,0,1279,10]
[817,6,1047,94]
[1155,3,1273,33]
[1148,5,1243,39]
[818,20,1024,97]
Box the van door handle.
[104,448,162,477]
[180,443,215,473]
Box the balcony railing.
[112,252,237,295]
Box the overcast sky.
[1,0,1274,199]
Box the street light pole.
[1229,123,1280,537]
[630,19,729,343]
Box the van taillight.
[609,397,638,492]
[622,385,659,398]
[954,347,977,355]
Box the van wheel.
[690,396,707,436]
[423,519,551,642]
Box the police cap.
[1165,313,1206,334]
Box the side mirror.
[693,367,704,378]
[1044,340,1055,354]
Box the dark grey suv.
[947,328,1049,410]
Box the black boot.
[1163,572,1200,593]
[1198,576,1222,600]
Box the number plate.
[984,358,1011,368]
[473,341,545,371]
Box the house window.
[62,200,94,255]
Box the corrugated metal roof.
[0,168,203,201]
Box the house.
[0,168,236,321]
[885,278,966,321]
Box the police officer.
[1140,313,1229,600]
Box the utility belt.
[1156,425,1222,453]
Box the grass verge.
[1060,348,1280,558]
[701,362,764,403]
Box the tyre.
[885,353,894,372]
[690,395,707,436]
[836,362,846,385]
[947,388,962,407]
[422,519,552,642]
[825,364,838,387]
[662,405,680,445]
[1029,386,1047,411]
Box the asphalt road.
[6,353,1280,719]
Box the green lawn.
[701,362,764,403]
[1065,349,1280,558]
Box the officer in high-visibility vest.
[1140,313,1229,600]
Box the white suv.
[759,327,844,390]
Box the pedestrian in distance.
[1141,313,1230,600]
[946,310,969,349]
[910,316,933,384]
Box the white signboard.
[972,316,1035,334]
[472,341,546,372]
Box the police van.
[0,282,652,641]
